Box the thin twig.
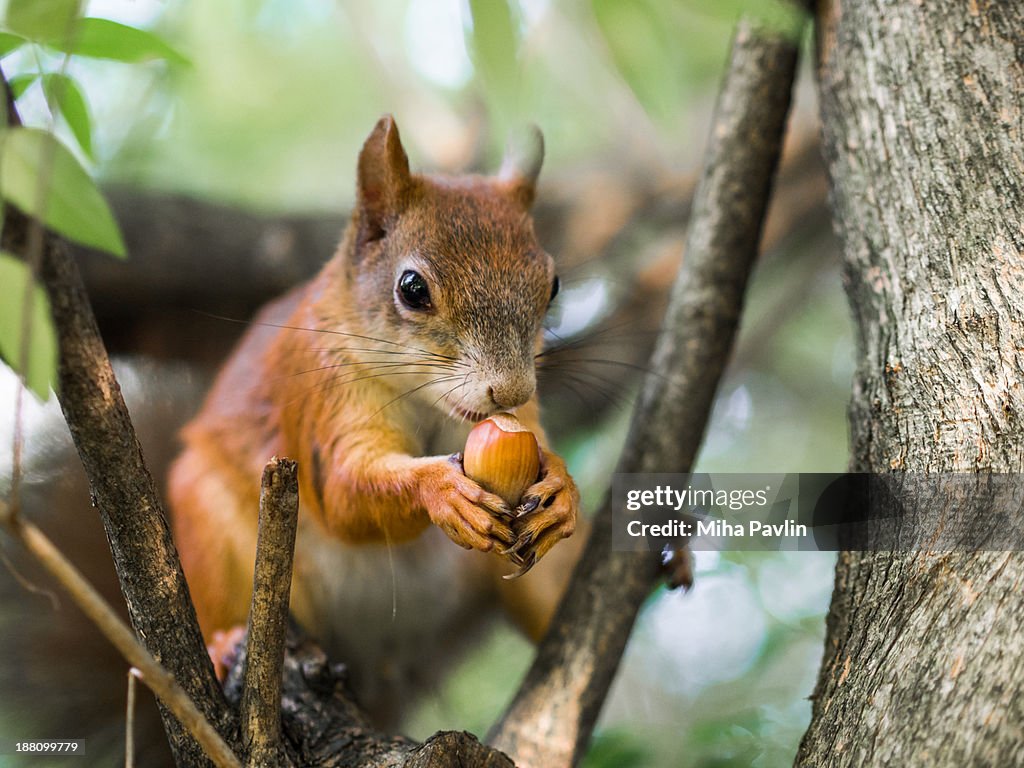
[490,14,806,768]
[126,668,140,768]
[240,457,300,767]
[0,501,241,768]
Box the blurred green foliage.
[4,0,809,207]
[467,0,520,129]
[1,127,124,254]
[17,73,93,156]
[5,0,82,42]
[0,253,57,399]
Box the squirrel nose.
[489,381,534,410]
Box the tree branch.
[0,70,238,766]
[219,626,516,767]
[490,16,804,767]
[241,458,300,767]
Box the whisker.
[540,327,633,357]
[451,377,478,424]
[305,345,467,366]
[545,376,596,410]
[362,374,466,425]
[305,344,456,357]
[539,367,633,410]
[412,379,469,438]
[287,360,460,380]
[539,356,669,382]
[429,377,470,413]
[193,310,461,362]
[566,374,630,411]
[311,369,453,396]
[416,379,471,435]
[280,368,449,410]
[538,320,661,358]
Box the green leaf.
[0,31,28,58]
[682,0,807,41]
[8,73,39,100]
[466,0,519,122]
[591,0,685,122]
[1,127,126,257]
[6,0,82,43]
[42,74,93,158]
[45,18,189,66]
[0,252,58,400]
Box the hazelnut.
[463,413,541,507]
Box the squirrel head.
[335,115,558,422]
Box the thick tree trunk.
[798,1,1024,765]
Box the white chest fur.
[289,515,494,720]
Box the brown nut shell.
[463,413,542,508]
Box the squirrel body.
[167,116,581,723]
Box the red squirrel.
[167,115,582,723]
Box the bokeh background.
[0,0,850,765]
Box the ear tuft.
[498,124,544,208]
[357,115,412,242]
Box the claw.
[502,552,537,580]
[513,530,536,553]
[489,527,514,546]
[508,550,528,566]
[491,505,518,520]
[516,496,540,516]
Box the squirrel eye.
[398,270,432,310]
[549,275,560,303]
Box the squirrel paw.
[661,546,694,591]
[207,625,247,682]
[422,456,514,552]
[506,450,579,572]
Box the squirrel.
[166,115,583,725]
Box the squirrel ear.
[498,124,544,208]
[357,115,412,241]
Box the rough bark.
[797,0,1024,765]
[221,631,514,768]
[241,458,300,767]
[490,18,802,767]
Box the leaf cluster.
[0,0,186,398]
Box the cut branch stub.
[240,457,300,767]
